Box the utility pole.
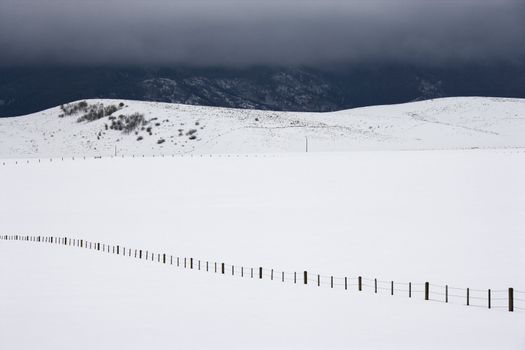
[305,136,309,153]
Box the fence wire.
[1,234,523,313]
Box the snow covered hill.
[0,96,524,158]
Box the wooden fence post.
[294,272,297,284]
[488,289,491,309]
[358,276,362,291]
[375,279,378,294]
[190,258,193,269]
[509,288,514,312]
[259,267,263,279]
[304,271,308,285]
[467,288,470,306]
[345,277,348,290]
[425,282,429,300]
[391,281,394,296]
[317,274,320,287]
[446,285,448,303]
[221,263,225,274]
[163,254,166,264]
[116,245,119,254]
[409,282,412,298]
[331,276,333,288]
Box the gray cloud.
[0,0,524,66]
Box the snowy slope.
[1,150,525,349]
[0,96,524,158]
[1,97,525,349]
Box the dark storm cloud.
[0,0,524,66]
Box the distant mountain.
[1,63,524,117]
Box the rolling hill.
[0,96,524,158]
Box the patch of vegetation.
[77,104,121,123]
[107,113,147,134]
[122,113,147,134]
[60,101,127,123]
[60,101,89,117]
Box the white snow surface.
[0,96,524,158]
[1,149,525,349]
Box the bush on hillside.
[122,113,146,134]
[60,101,89,116]
[76,103,121,123]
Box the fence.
[3,146,523,166]
[1,153,279,167]
[1,234,523,313]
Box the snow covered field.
[1,148,524,349]
[0,97,524,158]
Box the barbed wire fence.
[1,234,523,313]
[2,146,525,167]
[0,153,281,167]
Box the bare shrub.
[60,101,89,116]
[122,113,146,134]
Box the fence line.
[0,153,284,167]
[0,234,522,313]
[2,147,525,167]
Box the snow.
[1,97,525,348]
[1,149,525,349]
[1,241,524,350]
[0,96,524,158]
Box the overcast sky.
[0,0,524,67]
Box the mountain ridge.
[2,64,524,117]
